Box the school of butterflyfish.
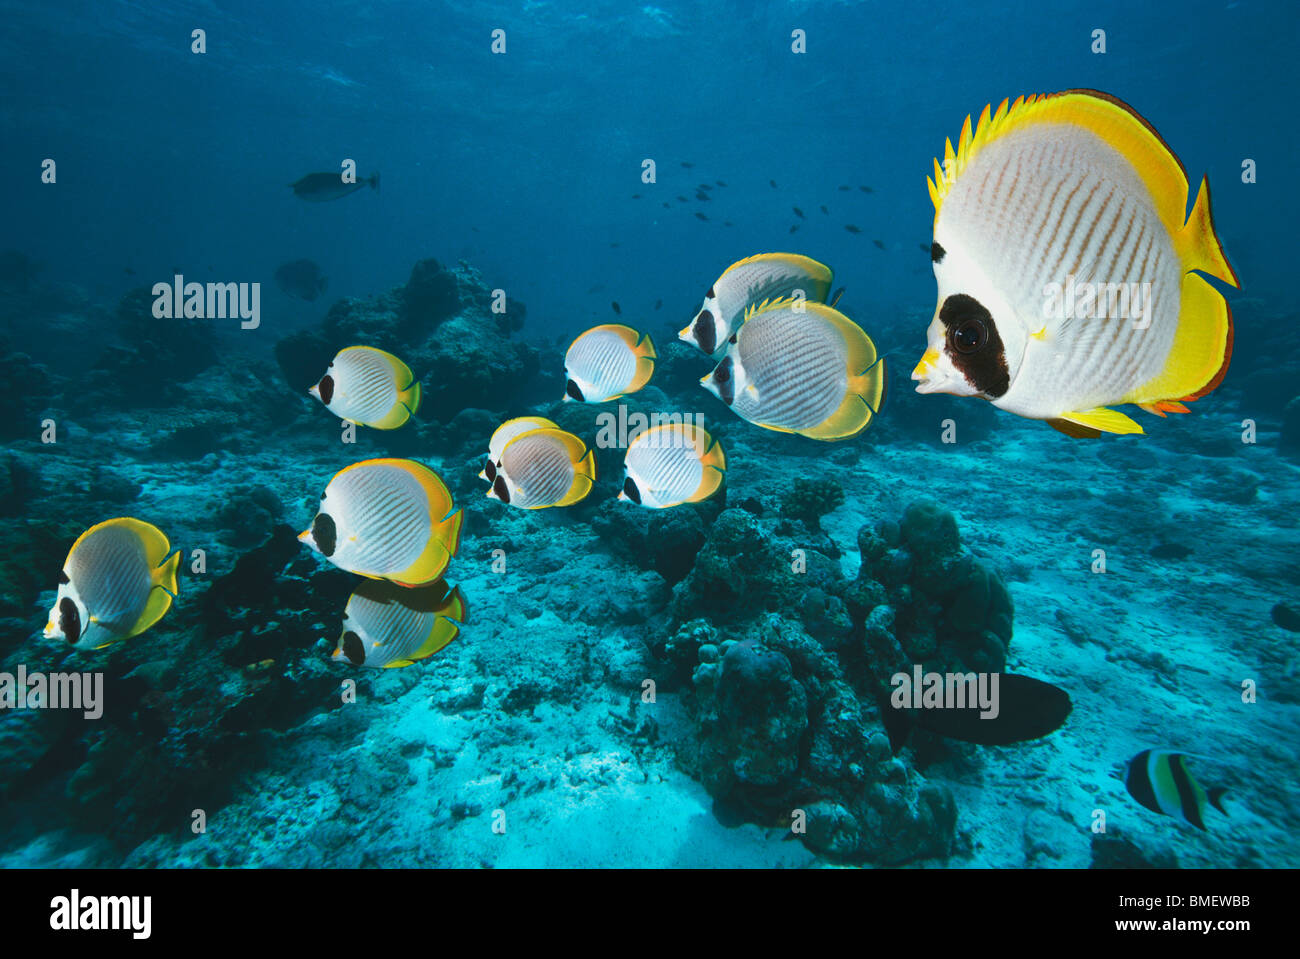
[39,89,1238,828]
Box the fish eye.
[318,374,334,404]
[341,630,366,666]
[57,570,69,585]
[696,309,716,354]
[59,597,81,643]
[623,475,643,504]
[484,458,497,481]
[951,318,987,354]
[312,512,337,556]
[706,286,715,298]
[566,379,585,402]
[493,475,511,503]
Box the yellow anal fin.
[368,399,416,430]
[1127,271,1233,407]
[384,616,461,667]
[1057,407,1144,435]
[394,510,462,588]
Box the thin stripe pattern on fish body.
[732,310,847,430]
[328,464,429,575]
[943,125,1181,416]
[335,348,401,424]
[347,592,435,665]
[501,434,575,508]
[68,525,151,635]
[717,257,830,334]
[626,432,704,505]
[569,328,636,399]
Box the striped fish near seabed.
[310,346,422,430]
[331,579,467,669]
[911,90,1240,438]
[43,518,181,651]
[619,423,726,509]
[1124,749,1229,831]
[486,427,596,509]
[299,459,462,588]
[479,416,559,483]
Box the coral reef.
[659,498,1010,863]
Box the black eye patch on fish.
[58,596,81,643]
[713,356,736,405]
[566,379,585,402]
[341,630,366,666]
[493,475,511,504]
[58,570,69,584]
[695,309,717,355]
[623,475,642,504]
[940,294,1008,398]
[312,511,338,556]
[318,374,334,405]
[484,458,497,481]
[930,241,946,264]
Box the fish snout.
[912,348,940,381]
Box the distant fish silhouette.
[698,183,713,192]
[820,205,829,215]
[611,301,622,315]
[631,193,641,199]
[695,191,710,202]
[290,171,379,202]
[792,206,805,219]
[695,212,709,221]
[680,161,695,168]
[838,185,851,191]
[274,258,328,301]
[1271,603,1300,632]
[872,239,885,249]
[769,179,778,189]
[677,195,688,203]
[715,180,728,187]
[654,299,663,310]
[859,185,874,193]
[844,224,862,234]
[789,224,800,234]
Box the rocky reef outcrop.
[274,258,543,424]
[652,494,1015,864]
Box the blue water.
[1,0,1296,868]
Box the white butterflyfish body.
[332,579,467,669]
[701,299,885,441]
[620,423,726,509]
[564,324,656,403]
[913,90,1239,438]
[310,345,422,430]
[487,427,595,509]
[299,458,462,587]
[44,517,181,651]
